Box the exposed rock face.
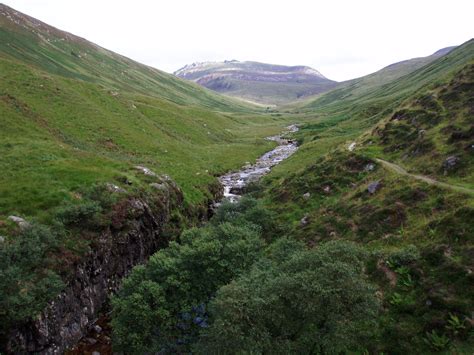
[6,181,189,354]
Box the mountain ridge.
[174,59,337,105]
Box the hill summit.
[174,60,337,105]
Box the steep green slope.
[272,39,474,179]
[296,47,455,106]
[294,46,457,110]
[361,62,474,187]
[0,57,284,219]
[255,41,474,353]
[0,4,251,111]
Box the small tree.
[0,224,64,340]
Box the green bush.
[195,240,380,354]
[111,220,264,353]
[55,200,102,228]
[212,197,279,239]
[0,224,64,340]
[387,244,420,267]
[55,184,120,229]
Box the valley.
[0,3,473,354]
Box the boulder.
[364,163,375,172]
[303,192,311,200]
[8,215,30,230]
[442,155,459,173]
[105,183,126,193]
[84,337,97,345]
[367,181,381,194]
[93,325,102,334]
[300,215,309,226]
[150,182,168,191]
[134,165,158,177]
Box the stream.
[219,124,299,202]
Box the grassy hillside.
[209,79,337,106]
[253,41,474,353]
[0,4,296,222]
[0,4,252,111]
[292,46,456,110]
[271,39,474,179]
[0,57,288,219]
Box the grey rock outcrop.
[368,181,382,194]
[442,155,460,173]
[7,181,188,354]
[8,215,30,230]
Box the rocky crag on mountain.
[175,60,337,105]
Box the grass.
[1,4,473,352]
[251,39,474,353]
[0,56,296,221]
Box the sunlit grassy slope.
[0,4,294,221]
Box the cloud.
[3,0,473,81]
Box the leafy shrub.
[445,313,467,337]
[212,197,278,239]
[0,224,64,341]
[387,244,420,267]
[423,330,450,351]
[111,220,264,353]
[195,240,380,354]
[55,200,102,228]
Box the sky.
[3,0,474,81]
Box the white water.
[219,125,299,202]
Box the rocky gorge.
[6,175,189,354]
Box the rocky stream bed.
[219,124,299,202]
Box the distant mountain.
[174,60,338,105]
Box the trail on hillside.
[375,158,474,196]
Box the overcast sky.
[3,0,473,81]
